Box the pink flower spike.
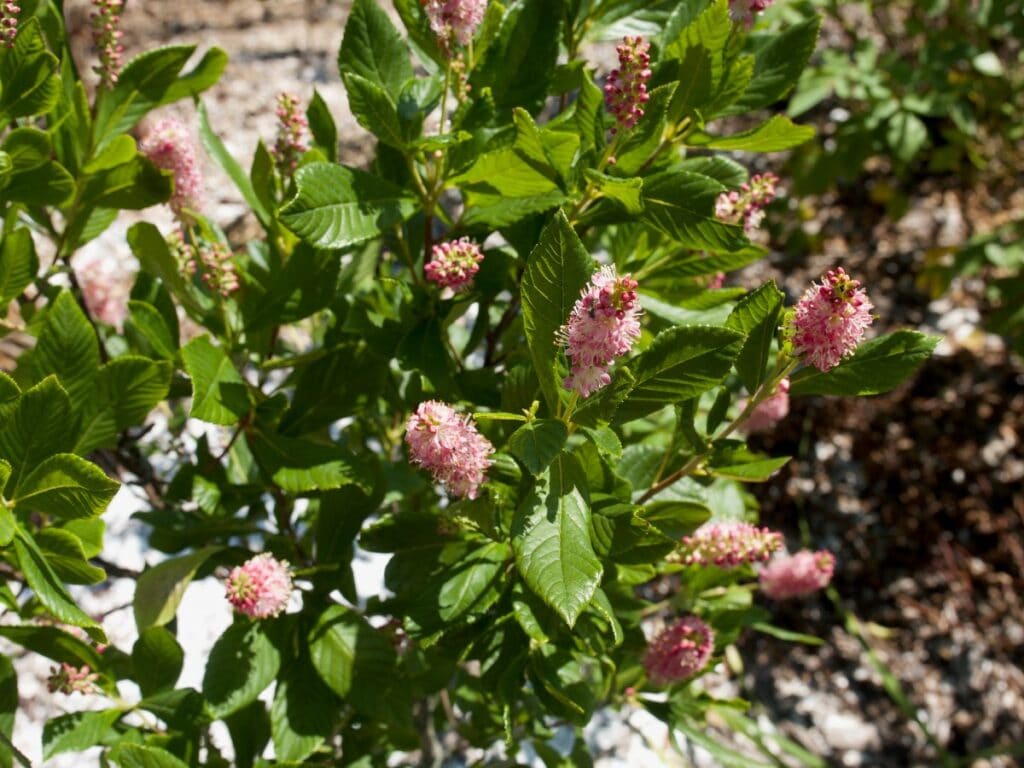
[759,549,835,600]
[90,0,125,87]
[140,118,204,222]
[422,0,486,49]
[604,36,652,134]
[225,553,294,619]
[405,400,495,499]
[715,172,779,233]
[47,663,100,695]
[559,266,642,398]
[742,377,790,434]
[1,1,20,48]
[425,237,485,293]
[644,616,714,686]
[676,521,782,568]
[271,92,310,177]
[788,268,873,372]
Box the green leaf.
[108,744,190,768]
[127,222,213,320]
[308,605,397,717]
[583,169,643,214]
[886,111,928,164]
[0,228,39,306]
[31,291,99,404]
[75,356,172,454]
[343,72,405,147]
[664,0,730,87]
[77,154,173,210]
[725,281,784,393]
[126,300,177,358]
[133,546,222,630]
[688,115,815,152]
[0,624,101,668]
[181,336,250,426]
[43,709,122,760]
[0,19,59,119]
[306,90,338,162]
[198,100,270,227]
[707,441,789,482]
[790,331,939,397]
[0,159,74,206]
[280,162,416,249]
[520,212,592,413]
[729,16,822,113]
[132,627,184,696]
[338,0,413,98]
[641,172,747,252]
[512,454,603,628]
[33,528,105,585]
[0,506,13,548]
[508,420,569,475]
[270,659,336,763]
[12,527,105,642]
[203,621,281,718]
[0,377,76,494]
[615,325,744,423]
[0,655,18,768]
[249,432,363,493]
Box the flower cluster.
[742,377,790,434]
[90,0,125,88]
[405,400,494,499]
[759,550,835,600]
[422,0,486,50]
[715,172,779,232]
[271,92,310,178]
[425,237,485,293]
[168,229,198,276]
[225,553,294,619]
[604,36,652,135]
[644,616,715,686]
[676,521,782,568]
[140,118,203,221]
[730,0,775,26]
[559,266,642,398]
[47,663,100,695]
[788,268,873,372]
[73,250,134,330]
[198,240,240,297]
[1,1,19,48]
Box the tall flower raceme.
[787,268,874,372]
[676,521,782,568]
[73,250,134,330]
[1,0,19,48]
[559,266,642,398]
[198,240,240,297]
[759,550,836,600]
[742,377,791,434]
[422,0,486,50]
[271,92,310,179]
[405,400,495,499]
[729,0,775,26]
[47,663,100,695]
[644,616,715,686]
[425,237,484,293]
[715,172,779,232]
[604,36,652,135]
[140,118,204,222]
[90,0,125,88]
[225,553,294,619]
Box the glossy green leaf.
[108,744,190,768]
[203,621,281,718]
[641,172,747,252]
[43,709,122,760]
[33,528,106,584]
[730,16,822,113]
[725,281,784,393]
[338,0,413,98]
[13,449,119,521]
[270,659,335,762]
[0,228,39,306]
[133,627,184,696]
[181,336,250,426]
[688,115,816,152]
[0,377,76,494]
[134,546,221,630]
[508,420,569,475]
[31,291,99,404]
[790,331,939,397]
[513,454,602,628]
[708,441,790,482]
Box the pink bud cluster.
[643,616,715,686]
[73,250,134,330]
[715,173,779,232]
[405,400,494,499]
[422,0,486,49]
[559,266,642,398]
[1,1,19,48]
[742,377,790,434]
[47,663,99,695]
[425,237,484,293]
[730,0,775,26]
[676,521,782,568]
[198,240,240,297]
[225,553,294,619]
[788,268,873,372]
[90,0,125,88]
[271,92,310,178]
[759,549,835,600]
[140,118,204,222]
[168,229,198,276]
[604,36,652,134]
